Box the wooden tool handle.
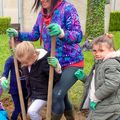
[46,37,56,120]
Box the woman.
[7,0,84,119]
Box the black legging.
[52,66,82,114]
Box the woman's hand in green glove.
[47,57,59,68]
[6,28,18,38]
[74,69,85,81]
[47,23,64,38]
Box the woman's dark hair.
[32,0,59,12]
[32,0,41,12]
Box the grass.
[0,35,11,98]
[0,35,10,74]
[0,31,120,109]
[110,31,120,49]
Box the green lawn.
[0,35,10,74]
[111,31,120,49]
[0,31,120,109]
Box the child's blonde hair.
[92,33,115,50]
[15,41,36,62]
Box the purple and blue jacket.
[18,0,84,67]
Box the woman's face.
[40,0,51,10]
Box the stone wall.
[23,0,38,31]
[2,0,18,23]
[115,0,120,11]
[104,4,111,33]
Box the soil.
[1,97,87,120]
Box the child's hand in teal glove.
[47,57,59,68]
[47,23,64,38]
[90,101,97,110]
[74,69,85,81]
[6,28,18,38]
[0,77,8,91]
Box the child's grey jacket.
[80,58,120,120]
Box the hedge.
[85,0,106,38]
[0,17,11,34]
[109,12,120,31]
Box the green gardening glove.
[74,69,85,81]
[6,28,18,38]
[47,57,59,68]
[90,101,97,110]
[1,77,8,91]
[47,23,62,37]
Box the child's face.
[19,53,37,67]
[92,43,113,60]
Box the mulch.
[1,97,87,120]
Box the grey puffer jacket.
[80,58,120,120]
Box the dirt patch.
[1,97,87,120]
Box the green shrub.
[86,0,106,38]
[109,12,120,31]
[0,17,11,34]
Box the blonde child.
[75,34,120,120]
[15,41,61,120]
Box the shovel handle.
[11,37,27,120]
[46,37,56,120]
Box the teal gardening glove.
[47,23,62,37]
[47,57,59,68]
[90,101,97,110]
[74,69,85,81]
[1,77,8,91]
[6,28,18,38]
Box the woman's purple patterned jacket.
[18,0,84,67]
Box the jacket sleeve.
[2,57,12,79]
[18,13,41,41]
[62,4,83,44]
[95,65,120,100]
